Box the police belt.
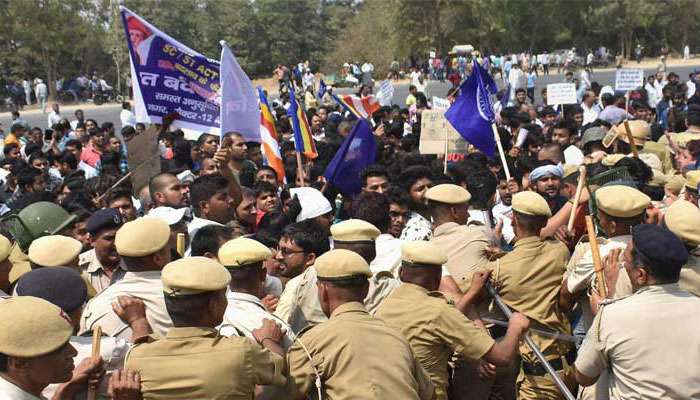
[522,350,576,376]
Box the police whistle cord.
[485,282,577,400]
[480,317,577,343]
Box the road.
[2,64,698,133]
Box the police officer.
[3,201,77,286]
[0,296,101,399]
[575,225,700,398]
[287,249,435,400]
[125,256,286,399]
[663,199,700,296]
[79,208,127,294]
[15,267,145,398]
[27,234,98,298]
[426,184,491,292]
[217,237,295,348]
[487,191,575,399]
[81,217,173,339]
[375,241,529,400]
[562,185,651,324]
[277,219,399,334]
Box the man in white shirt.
[34,79,48,113]
[22,79,32,105]
[120,101,136,127]
[47,103,62,128]
[581,90,601,125]
[508,64,524,102]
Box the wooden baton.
[584,215,607,298]
[567,166,587,232]
[86,326,102,400]
[623,120,639,158]
[176,232,186,257]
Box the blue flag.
[445,60,499,157]
[317,79,327,99]
[323,119,376,196]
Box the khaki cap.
[601,153,627,167]
[218,238,272,268]
[596,185,650,217]
[401,241,447,266]
[0,234,11,263]
[562,164,579,179]
[617,120,651,146]
[162,256,231,296]
[665,174,686,194]
[0,296,72,357]
[331,219,381,243]
[665,200,700,246]
[115,217,170,257]
[647,169,668,188]
[685,171,700,192]
[512,191,552,217]
[28,235,82,267]
[425,184,471,204]
[315,249,372,279]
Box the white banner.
[547,83,577,105]
[615,69,644,91]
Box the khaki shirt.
[575,284,700,399]
[488,236,571,362]
[430,222,490,291]
[125,327,286,399]
[79,249,127,294]
[375,283,495,400]
[80,271,172,339]
[566,235,634,330]
[641,141,673,174]
[287,302,434,400]
[275,266,400,333]
[680,249,700,297]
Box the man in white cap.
[289,187,333,233]
[147,206,191,259]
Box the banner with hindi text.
[120,6,222,136]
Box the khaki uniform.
[566,235,634,331]
[375,283,495,400]
[80,271,172,339]
[680,249,700,297]
[287,301,434,400]
[275,266,400,333]
[488,236,576,400]
[641,141,673,174]
[575,284,700,399]
[126,327,286,399]
[79,249,127,294]
[430,222,491,291]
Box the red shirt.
[80,144,102,168]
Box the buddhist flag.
[258,88,286,184]
[332,94,380,119]
[287,86,317,159]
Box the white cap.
[148,207,190,226]
[290,187,332,223]
[177,170,196,184]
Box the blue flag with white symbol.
[323,119,376,196]
[445,60,499,157]
[317,80,327,99]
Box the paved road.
[2,64,698,133]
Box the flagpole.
[492,123,511,181]
[443,131,449,174]
[295,152,306,187]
